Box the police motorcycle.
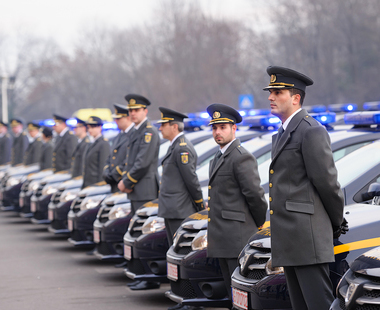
[231,181,380,310]
[165,111,380,309]
[121,114,281,290]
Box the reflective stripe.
[334,237,380,255]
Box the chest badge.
[181,152,189,164]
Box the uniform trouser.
[130,200,150,217]
[218,257,238,301]
[164,218,184,246]
[284,263,334,310]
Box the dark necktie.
[277,126,284,139]
[211,150,222,173]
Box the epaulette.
[69,131,73,135]
[304,115,317,126]
[22,132,26,135]
[146,125,152,128]
[179,137,187,147]
[237,145,243,154]
[104,138,108,142]
[37,138,41,141]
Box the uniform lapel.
[53,131,67,151]
[209,139,240,181]
[162,137,179,165]
[271,109,308,163]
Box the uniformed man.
[71,118,90,178]
[52,114,77,173]
[39,127,53,170]
[206,103,267,304]
[23,122,43,166]
[82,116,110,189]
[0,121,12,165]
[264,66,346,310]
[157,107,204,246]
[10,119,29,166]
[103,104,134,192]
[118,94,160,216]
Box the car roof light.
[66,118,77,127]
[102,122,117,130]
[344,111,380,125]
[363,101,380,111]
[309,112,336,125]
[199,112,210,119]
[39,119,55,127]
[242,115,281,128]
[248,109,271,116]
[328,103,358,112]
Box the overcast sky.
[1,0,262,50]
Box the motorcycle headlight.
[265,257,284,275]
[6,176,22,187]
[141,216,165,235]
[191,229,208,251]
[42,184,59,196]
[79,194,106,211]
[59,189,80,203]
[108,203,131,220]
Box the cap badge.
[129,99,136,105]
[213,111,221,119]
[270,74,277,83]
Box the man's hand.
[117,180,133,193]
[333,218,349,239]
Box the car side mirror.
[361,182,380,202]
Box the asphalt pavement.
[0,211,219,310]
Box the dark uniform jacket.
[82,136,110,188]
[207,139,267,258]
[11,133,29,166]
[23,137,43,166]
[158,134,203,219]
[103,130,132,192]
[269,109,344,267]
[0,133,12,165]
[52,129,77,172]
[122,119,160,202]
[71,137,90,178]
[39,140,53,170]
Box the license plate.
[93,230,100,243]
[48,209,54,221]
[167,262,178,281]
[31,201,37,212]
[19,197,24,207]
[124,245,132,260]
[232,287,248,310]
[68,219,73,231]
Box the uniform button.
[269,197,272,202]
[270,169,274,174]
[114,150,117,153]
[270,210,274,215]
[269,183,273,188]
[111,164,114,167]
[208,185,211,189]
[112,156,116,160]
[207,207,210,211]
[53,152,56,155]
[53,158,55,161]
[208,218,210,222]
[208,196,210,200]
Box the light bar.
[248,109,271,116]
[328,103,358,113]
[66,118,77,127]
[363,101,380,111]
[305,105,327,113]
[344,111,380,125]
[242,115,281,128]
[39,119,55,127]
[102,122,118,130]
[309,112,336,125]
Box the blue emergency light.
[328,103,358,113]
[363,101,380,111]
[305,105,327,113]
[38,119,55,127]
[309,112,336,125]
[242,115,281,128]
[102,122,118,130]
[344,111,380,125]
[66,118,77,127]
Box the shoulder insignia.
[37,138,41,141]
[104,138,108,142]
[146,125,152,128]
[179,137,187,146]
[237,145,243,154]
[22,132,26,135]
[181,152,189,164]
[144,132,152,143]
[70,131,73,135]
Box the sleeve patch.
[181,152,189,164]
[144,133,152,143]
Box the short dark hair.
[289,88,305,106]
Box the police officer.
[0,121,12,165]
[157,107,204,245]
[10,119,29,166]
[71,118,90,178]
[118,94,160,216]
[23,122,43,166]
[52,114,77,173]
[264,66,346,310]
[39,127,53,170]
[206,103,267,305]
[82,116,110,189]
[103,104,134,193]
